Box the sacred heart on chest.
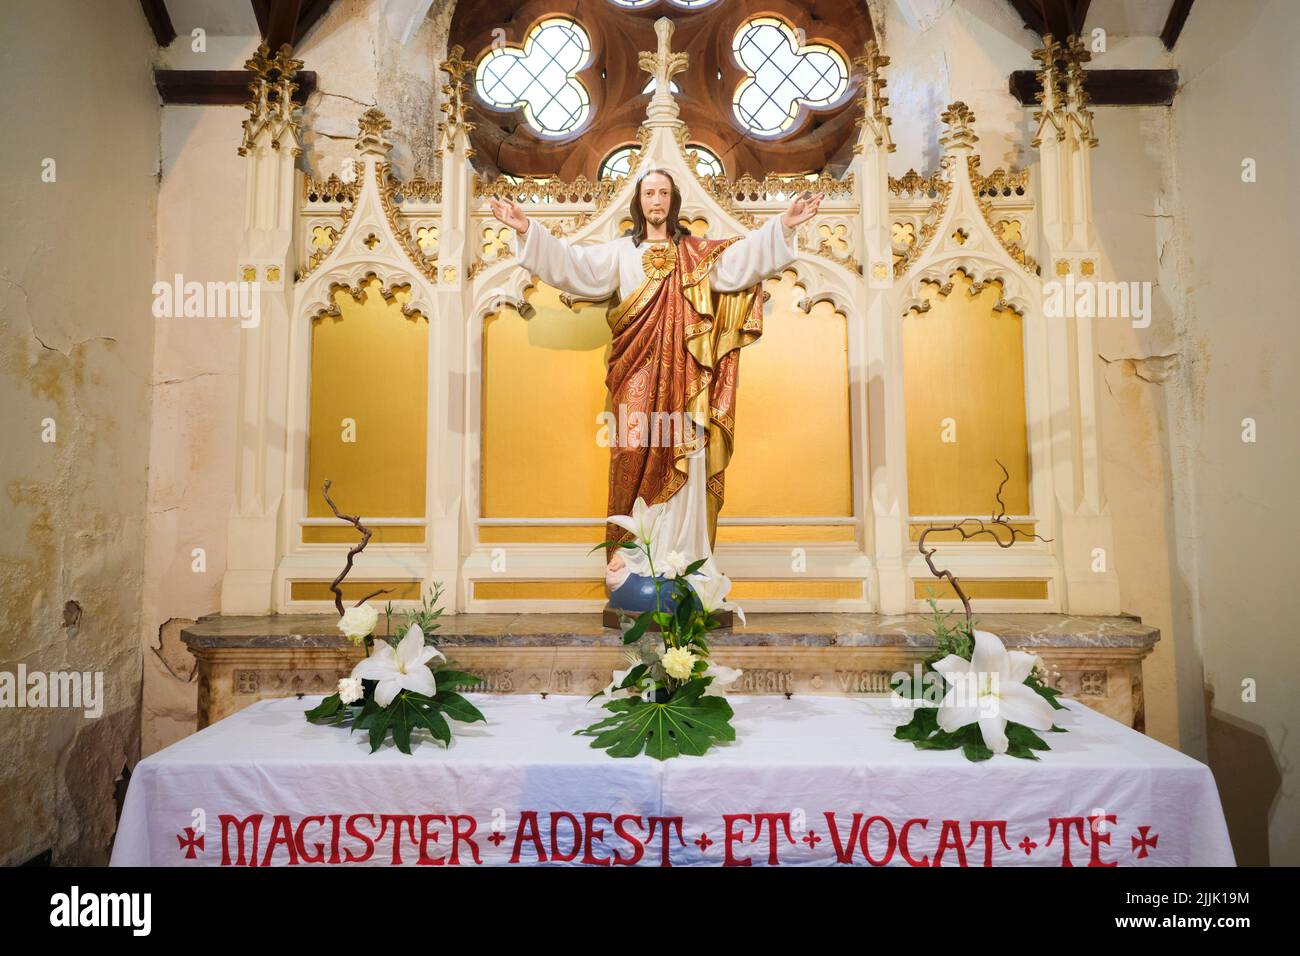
[641,242,677,280]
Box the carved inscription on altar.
[464,669,515,692]
[834,670,895,694]
[232,669,348,696]
[734,670,794,694]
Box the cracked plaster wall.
[0,0,159,865]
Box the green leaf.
[352,698,381,730]
[1006,740,1039,760]
[683,558,707,576]
[422,708,453,745]
[304,693,343,722]
[390,706,413,755]
[367,708,393,753]
[618,663,648,689]
[587,539,640,555]
[893,705,939,740]
[1025,674,1068,710]
[432,669,483,690]
[621,611,654,645]
[431,690,486,725]
[575,679,734,760]
[962,741,994,762]
[1006,722,1050,751]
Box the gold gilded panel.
[717,525,857,543]
[302,525,426,544]
[473,580,608,600]
[481,283,611,519]
[729,579,864,600]
[727,271,853,518]
[478,524,605,544]
[903,271,1030,516]
[307,279,428,525]
[291,580,424,601]
[913,579,1048,600]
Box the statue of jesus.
[490,167,822,595]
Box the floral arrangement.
[575,497,744,760]
[892,599,1068,761]
[303,482,485,753]
[893,465,1069,761]
[305,584,486,754]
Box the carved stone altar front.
[183,612,1158,731]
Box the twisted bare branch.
[321,479,392,617]
[916,460,1053,629]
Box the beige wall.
[1165,0,1299,866]
[0,0,159,865]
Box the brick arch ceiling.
[450,0,876,180]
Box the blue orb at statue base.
[608,572,690,615]
[603,572,733,630]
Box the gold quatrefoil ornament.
[641,242,677,280]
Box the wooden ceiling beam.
[1005,0,1092,39]
[1161,0,1195,50]
[250,0,270,39]
[1009,68,1179,106]
[139,0,177,46]
[154,69,317,105]
[262,0,304,51]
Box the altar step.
[182,612,1158,732]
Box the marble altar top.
[181,612,1159,650]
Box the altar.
[110,692,1232,868]
[5,0,1292,882]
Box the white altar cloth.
[110,694,1234,867]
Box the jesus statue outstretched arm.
[710,214,801,292]
[512,215,621,301]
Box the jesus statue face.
[639,172,673,233]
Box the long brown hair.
[626,166,690,247]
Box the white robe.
[516,214,800,586]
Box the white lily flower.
[702,663,743,696]
[932,630,1055,754]
[349,623,445,707]
[688,568,746,624]
[609,496,665,548]
[608,497,674,577]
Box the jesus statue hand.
[489,197,530,235]
[780,191,824,231]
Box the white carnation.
[661,550,690,579]
[337,676,363,704]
